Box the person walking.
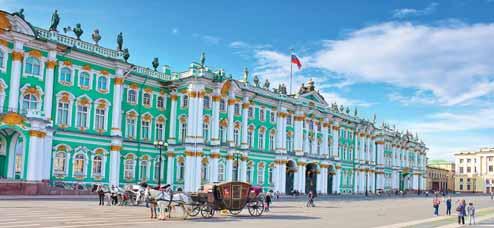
[264,192,272,212]
[96,185,105,206]
[491,191,493,200]
[306,191,315,207]
[110,185,118,206]
[456,199,466,225]
[433,197,441,216]
[467,202,476,225]
[445,197,452,216]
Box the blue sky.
[3,0,494,160]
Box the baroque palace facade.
[0,10,428,194]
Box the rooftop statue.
[49,10,60,31]
[354,107,358,116]
[152,57,159,71]
[345,107,350,114]
[339,105,344,112]
[73,23,83,40]
[243,67,249,82]
[92,29,101,45]
[373,113,377,123]
[298,83,305,94]
[263,79,270,89]
[200,52,206,67]
[253,75,260,87]
[117,32,123,51]
[123,48,130,62]
[12,9,25,20]
[280,83,287,95]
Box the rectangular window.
[157,96,165,109]
[142,121,150,140]
[127,119,136,138]
[95,108,105,130]
[286,115,292,125]
[143,93,151,106]
[260,109,265,121]
[270,111,276,123]
[76,105,88,128]
[57,102,69,125]
[203,96,210,109]
[459,184,463,190]
[490,166,493,172]
[248,107,254,119]
[234,103,240,115]
[220,99,226,112]
[182,95,188,108]
[467,167,471,173]
[127,89,137,104]
[156,123,164,141]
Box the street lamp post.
[234,152,242,181]
[365,171,368,197]
[153,140,168,188]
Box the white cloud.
[193,34,220,45]
[399,108,494,133]
[312,21,494,106]
[392,2,438,18]
[388,90,436,106]
[320,92,374,108]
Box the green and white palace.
[0,10,428,194]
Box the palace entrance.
[327,168,334,194]
[0,128,26,179]
[305,163,317,194]
[285,160,296,194]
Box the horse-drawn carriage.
[188,181,264,218]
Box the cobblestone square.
[1,195,493,228]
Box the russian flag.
[291,53,302,69]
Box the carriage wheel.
[200,205,215,218]
[247,199,264,216]
[229,209,242,215]
[188,205,201,217]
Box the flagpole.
[289,48,294,95]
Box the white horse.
[145,189,191,220]
[125,184,145,206]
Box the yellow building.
[455,148,494,193]
[428,160,455,192]
[426,165,449,192]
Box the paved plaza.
[1,195,494,228]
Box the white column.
[209,149,219,182]
[354,132,360,161]
[240,99,249,149]
[278,161,287,193]
[8,40,24,111]
[240,156,247,182]
[300,164,306,193]
[184,153,194,192]
[109,137,122,186]
[43,49,56,119]
[294,112,304,156]
[312,121,318,154]
[322,120,329,156]
[321,167,328,194]
[167,94,178,144]
[42,130,54,180]
[317,170,322,194]
[211,94,220,145]
[332,123,340,159]
[26,130,44,181]
[111,69,125,137]
[303,122,309,154]
[336,167,341,193]
[294,165,300,192]
[226,96,235,146]
[166,152,175,185]
[226,154,233,181]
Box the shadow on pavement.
[189,214,320,222]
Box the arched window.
[141,119,150,141]
[180,122,187,143]
[126,116,136,138]
[25,57,41,75]
[79,72,90,88]
[143,93,151,106]
[97,76,107,91]
[124,156,135,180]
[127,89,137,104]
[76,104,89,128]
[53,152,66,174]
[177,158,185,181]
[269,132,275,151]
[219,126,225,144]
[258,131,265,150]
[60,67,72,83]
[246,162,253,183]
[218,161,225,182]
[73,154,86,176]
[92,155,103,177]
[247,130,253,148]
[182,95,188,108]
[22,94,38,112]
[201,159,209,183]
[157,96,164,109]
[257,163,265,185]
[95,108,106,130]
[203,123,209,143]
[287,135,293,153]
[140,160,148,180]
[0,50,4,68]
[234,128,240,146]
[155,119,165,141]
